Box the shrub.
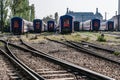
[97,34,106,42]
[83,37,89,41]
[113,51,120,56]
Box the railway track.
[45,38,120,65]
[9,45,81,80]
[21,37,120,80]
[79,41,115,53]
[16,38,116,80]
[0,40,45,80]
[102,32,120,37]
[0,39,115,80]
[0,50,23,80]
[72,40,120,56]
[65,40,120,64]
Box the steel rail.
[45,38,120,65]
[18,39,115,80]
[80,41,115,53]
[0,40,45,80]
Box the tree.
[54,12,58,24]
[9,0,21,16]
[29,4,35,21]
[9,0,32,20]
[21,0,30,20]
[42,15,54,24]
[0,0,9,33]
[0,0,35,33]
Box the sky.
[29,0,118,20]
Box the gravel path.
[28,40,120,80]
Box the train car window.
[36,22,40,29]
[64,19,70,27]
[75,23,79,27]
[14,20,19,28]
[94,21,98,27]
[49,23,53,28]
[109,24,112,28]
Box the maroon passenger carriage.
[10,17,33,35]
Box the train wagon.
[27,22,34,32]
[59,15,73,34]
[33,19,44,33]
[107,21,114,31]
[100,21,114,31]
[11,17,33,35]
[100,21,106,31]
[80,19,100,31]
[74,21,80,31]
[47,21,55,32]
[113,15,120,31]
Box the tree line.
[0,0,35,32]
[42,12,59,24]
[0,0,59,33]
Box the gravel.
[28,40,120,80]
[9,46,81,80]
[0,51,23,80]
[90,41,120,53]
[0,54,11,80]
[74,42,120,61]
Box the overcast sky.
[29,0,118,20]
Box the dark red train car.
[59,15,73,34]
[47,21,55,32]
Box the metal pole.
[82,15,83,30]
[117,15,120,31]
[105,12,107,21]
[118,0,120,15]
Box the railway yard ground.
[22,31,120,47]
[0,31,120,80]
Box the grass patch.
[82,37,90,41]
[45,32,82,42]
[63,33,82,42]
[46,32,91,42]
[29,35,38,40]
[113,51,120,56]
[0,42,4,46]
[97,34,106,42]
[41,32,55,36]
[46,35,65,41]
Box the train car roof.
[101,20,114,23]
[83,19,100,24]
[11,17,32,22]
[91,18,100,21]
[60,15,73,19]
[11,17,23,20]
[107,20,114,22]
[33,19,42,21]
